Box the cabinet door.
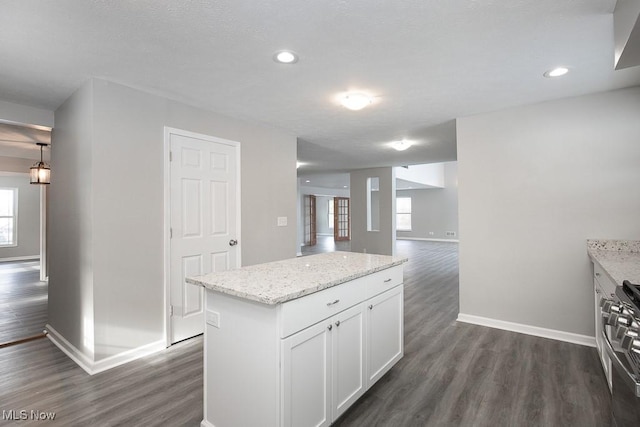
[367,285,404,386]
[332,303,366,420]
[282,321,331,427]
[594,279,612,392]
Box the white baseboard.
[397,237,459,243]
[0,255,40,262]
[456,314,596,348]
[201,420,215,427]
[45,324,95,374]
[45,324,166,375]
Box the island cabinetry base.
[201,264,404,427]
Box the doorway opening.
[301,194,351,256]
[164,127,241,346]
[0,122,50,347]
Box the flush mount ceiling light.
[30,143,50,185]
[543,67,569,78]
[340,92,373,111]
[273,50,298,64]
[390,140,413,151]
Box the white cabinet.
[282,319,331,427]
[282,303,366,427]
[367,285,404,385]
[201,265,404,427]
[331,304,367,419]
[593,262,615,392]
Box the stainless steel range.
[600,280,640,426]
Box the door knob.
[229,239,238,246]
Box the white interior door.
[169,129,240,344]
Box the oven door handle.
[601,328,640,397]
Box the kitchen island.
[187,251,408,427]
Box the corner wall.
[49,78,297,369]
[48,80,95,358]
[457,87,640,338]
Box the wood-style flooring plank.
[0,260,47,345]
[334,240,612,427]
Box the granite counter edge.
[186,258,408,305]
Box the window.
[396,197,412,231]
[0,188,18,246]
[328,198,334,229]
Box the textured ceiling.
[1,0,639,175]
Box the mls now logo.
[2,410,56,421]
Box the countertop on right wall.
[587,239,640,287]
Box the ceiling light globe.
[341,93,373,110]
[390,140,412,151]
[274,51,298,64]
[544,67,569,78]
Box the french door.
[304,195,317,246]
[333,197,350,241]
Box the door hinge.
[169,305,174,316]
[169,151,173,162]
[170,227,172,239]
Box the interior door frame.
[333,197,350,241]
[40,185,47,281]
[163,126,242,347]
[304,194,317,246]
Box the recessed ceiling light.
[340,93,373,110]
[543,67,569,78]
[390,140,413,151]
[273,50,298,64]
[343,185,348,188]
[305,180,310,183]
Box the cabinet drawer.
[594,263,617,298]
[280,266,403,338]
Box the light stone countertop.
[186,251,408,305]
[587,239,640,287]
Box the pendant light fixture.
[30,143,51,185]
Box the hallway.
[0,260,46,345]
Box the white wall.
[395,163,445,188]
[350,167,396,256]
[0,157,36,174]
[397,161,459,240]
[50,78,298,365]
[48,80,95,358]
[457,87,640,338]
[0,175,40,260]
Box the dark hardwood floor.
[0,260,47,345]
[301,235,351,255]
[0,241,611,426]
[335,240,611,427]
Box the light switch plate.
[277,216,288,227]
